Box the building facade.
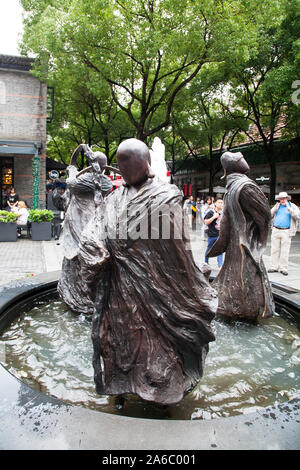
[0,55,47,209]
[173,140,300,205]
[174,161,300,200]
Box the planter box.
[0,223,17,242]
[31,222,52,241]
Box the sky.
[0,0,25,56]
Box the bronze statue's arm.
[207,211,230,257]
[239,185,271,245]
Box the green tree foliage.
[218,0,300,201]
[45,62,135,164]
[161,63,246,192]
[20,1,261,148]
[20,0,299,189]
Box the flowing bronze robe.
[92,177,217,405]
[53,168,112,314]
[208,173,275,320]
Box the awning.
[258,184,270,194]
[46,158,67,170]
[213,186,226,193]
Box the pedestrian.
[7,187,19,210]
[204,197,223,268]
[186,195,196,229]
[201,196,214,240]
[15,201,29,237]
[46,178,55,192]
[268,191,300,276]
[202,196,214,215]
[196,197,202,229]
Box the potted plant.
[28,209,54,241]
[0,211,18,242]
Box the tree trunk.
[265,145,277,204]
[269,158,277,204]
[171,151,175,184]
[208,140,214,195]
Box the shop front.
[0,156,13,209]
[0,140,46,210]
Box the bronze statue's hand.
[67,165,78,179]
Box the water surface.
[0,294,299,420]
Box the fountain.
[0,273,299,450]
[0,143,299,450]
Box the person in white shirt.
[268,191,300,275]
[16,201,29,226]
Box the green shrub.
[0,211,18,223]
[28,209,54,223]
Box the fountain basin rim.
[0,271,299,450]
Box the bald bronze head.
[116,138,152,187]
[91,151,107,173]
[221,151,250,177]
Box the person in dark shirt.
[7,187,19,210]
[204,198,223,268]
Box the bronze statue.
[91,138,218,405]
[207,151,275,320]
[53,144,112,315]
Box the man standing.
[204,198,223,268]
[268,192,300,276]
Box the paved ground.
[190,229,300,291]
[0,238,63,286]
[0,228,299,290]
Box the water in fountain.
[0,292,299,420]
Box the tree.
[157,63,245,193]
[219,0,300,202]
[45,61,135,165]
[20,0,259,143]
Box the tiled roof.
[0,54,34,71]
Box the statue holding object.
[53,144,113,315]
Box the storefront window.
[0,157,14,209]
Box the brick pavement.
[0,238,62,286]
[0,239,45,285]
[190,229,300,290]
[0,229,299,289]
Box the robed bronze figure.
[91,138,217,405]
[207,151,275,320]
[53,144,112,315]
